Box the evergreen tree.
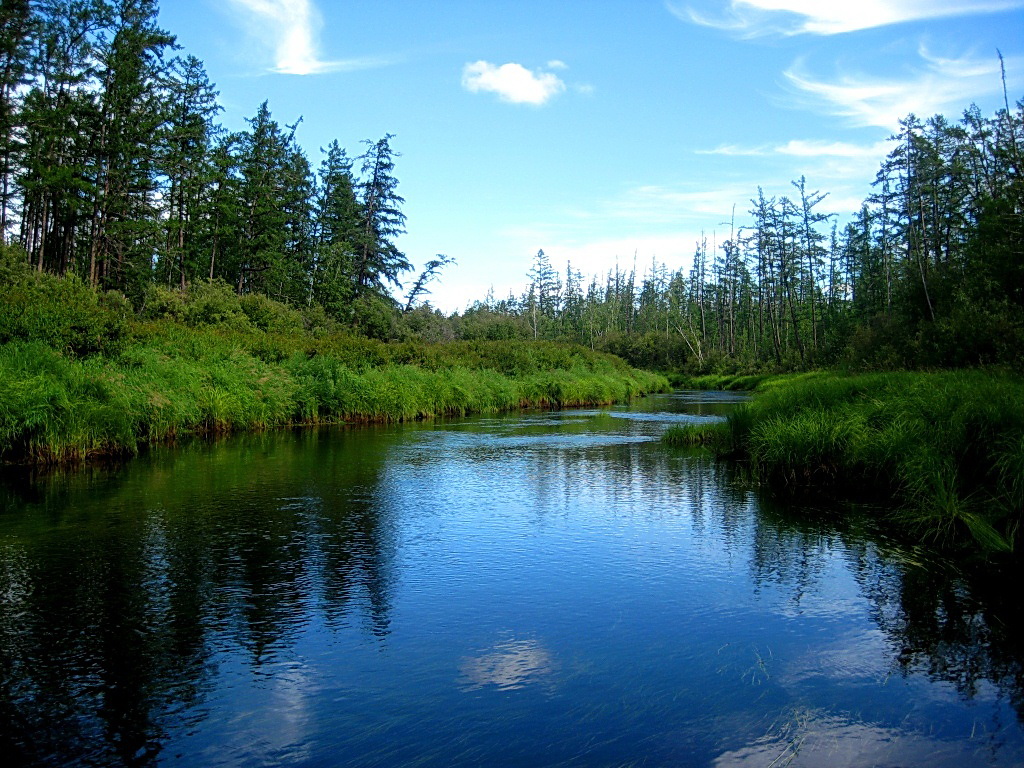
[354,133,410,299]
[0,0,35,238]
[89,0,176,297]
[311,140,361,316]
[232,101,294,295]
[157,54,220,288]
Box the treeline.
[1,0,428,329]
[446,97,1024,372]
[4,2,1022,375]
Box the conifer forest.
[1,0,1022,375]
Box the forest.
[2,0,1024,552]
[2,0,1022,375]
[1,0,421,332]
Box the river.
[1,391,1022,767]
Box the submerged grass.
[0,330,668,464]
[664,370,1024,553]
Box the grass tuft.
[664,370,1024,554]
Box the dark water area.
[1,392,1023,767]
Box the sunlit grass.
[664,370,1024,553]
[0,331,669,464]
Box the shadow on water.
[0,427,399,767]
[0,393,1022,766]
[751,494,1024,724]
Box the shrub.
[181,279,252,330]
[239,293,305,334]
[0,271,131,357]
[665,370,1024,553]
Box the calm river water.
[2,391,1023,767]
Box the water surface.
[1,392,1022,766]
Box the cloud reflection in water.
[458,636,556,692]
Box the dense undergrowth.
[665,371,1024,553]
[0,259,668,464]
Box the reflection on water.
[0,391,1022,766]
[459,635,556,692]
[713,708,1001,768]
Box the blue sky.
[158,0,1024,312]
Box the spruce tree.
[354,133,410,298]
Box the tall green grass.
[0,266,669,463]
[665,371,1024,553]
[0,334,668,464]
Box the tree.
[353,133,410,299]
[311,140,361,316]
[231,101,310,297]
[0,0,35,238]
[404,253,455,312]
[88,0,177,298]
[157,54,220,289]
[527,248,560,327]
[17,0,105,276]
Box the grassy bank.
[667,372,784,391]
[0,266,668,464]
[665,371,1024,553]
[0,334,667,464]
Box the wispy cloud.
[694,140,892,211]
[227,0,387,75]
[602,184,753,224]
[698,139,890,158]
[784,47,1023,127]
[671,0,1024,36]
[462,61,567,105]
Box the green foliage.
[0,244,31,284]
[665,371,1024,553]
[668,373,776,391]
[5,0,1023,372]
[351,293,401,340]
[0,282,668,464]
[239,293,305,334]
[0,269,131,357]
[456,306,532,342]
[180,279,252,329]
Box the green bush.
[239,293,306,334]
[0,273,670,463]
[0,271,131,357]
[181,279,252,330]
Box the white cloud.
[462,61,567,105]
[784,48,1024,128]
[227,0,385,75]
[671,0,1024,36]
[541,233,703,275]
[602,183,753,224]
[774,139,891,158]
[698,139,890,158]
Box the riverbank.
[665,371,1024,553]
[0,335,667,465]
[666,373,778,391]
[0,271,668,464]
